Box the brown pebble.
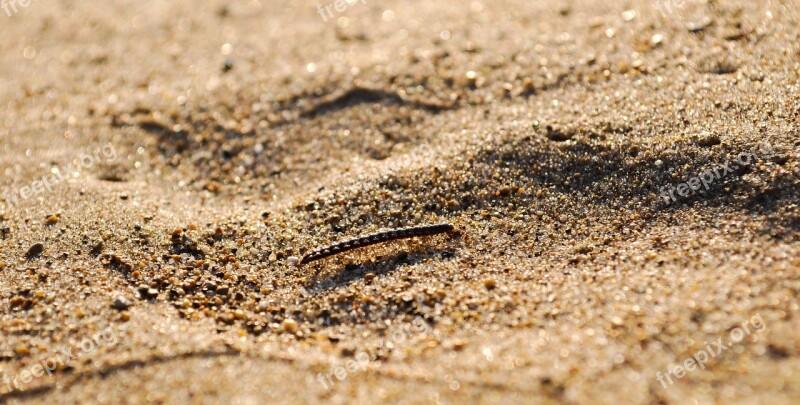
[204,181,222,193]
[282,319,298,333]
[447,339,468,351]
[483,278,497,289]
[25,243,45,259]
[698,134,721,147]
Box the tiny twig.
[300,223,454,265]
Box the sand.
[1,0,799,403]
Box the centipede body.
[300,223,454,265]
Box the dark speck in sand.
[25,243,45,260]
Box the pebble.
[698,134,721,147]
[90,242,104,256]
[281,318,298,334]
[137,285,159,299]
[25,243,45,259]
[14,345,29,356]
[113,296,132,310]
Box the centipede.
[300,223,454,265]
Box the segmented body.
[300,223,454,265]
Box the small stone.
[447,339,468,351]
[287,256,299,265]
[364,273,376,282]
[204,181,222,193]
[269,253,277,262]
[698,134,721,147]
[222,57,235,73]
[15,345,29,356]
[138,285,158,299]
[497,186,513,197]
[90,242,104,257]
[45,215,59,225]
[282,318,298,334]
[113,296,132,311]
[545,125,572,141]
[119,312,131,322]
[25,243,45,259]
[483,278,497,289]
[10,296,32,309]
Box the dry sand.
[1,0,799,403]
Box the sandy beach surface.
[1,0,799,403]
